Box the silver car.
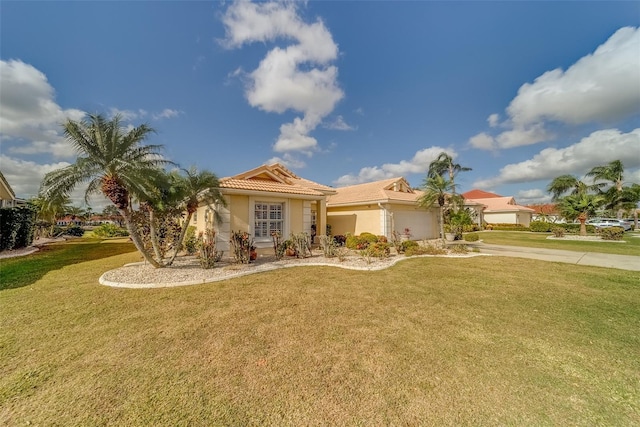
[587,218,632,231]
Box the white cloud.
[508,27,640,127]
[469,132,496,150]
[109,108,146,121]
[514,189,552,205]
[334,146,455,186]
[474,128,640,188]
[470,26,640,150]
[265,153,307,169]
[221,0,343,154]
[1,154,112,208]
[487,113,499,127]
[323,115,356,131]
[153,108,181,120]
[0,59,85,158]
[495,123,554,148]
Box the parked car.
[586,218,632,231]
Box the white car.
[586,218,632,231]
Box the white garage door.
[393,210,436,240]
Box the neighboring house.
[87,215,118,226]
[527,204,564,223]
[191,163,336,254]
[326,177,439,240]
[463,189,534,227]
[56,216,84,227]
[0,170,19,208]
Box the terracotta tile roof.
[327,177,424,206]
[471,197,535,213]
[462,189,502,199]
[219,163,332,197]
[527,204,559,214]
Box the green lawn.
[476,230,640,256]
[1,239,639,425]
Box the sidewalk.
[476,243,640,271]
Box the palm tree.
[586,160,624,192]
[546,174,592,201]
[557,193,604,236]
[165,166,225,265]
[586,160,626,217]
[428,152,472,194]
[40,114,172,268]
[418,174,455,242]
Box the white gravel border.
[99,252,482,289]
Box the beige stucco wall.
[327,205,381,236]
[192,193,319,255]
[327,203,438,240]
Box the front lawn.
[1,239,639,425]
[476,230,640,256]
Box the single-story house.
[463,189,534,227]
[56,216,84,227]
[527,204,565,223]
[0,171,20,208]
[326,177,439,240]
[191,163,336,254]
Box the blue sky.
[1,0,639,209]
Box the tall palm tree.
[586,160,626,217]
[546,174,592,201]
[427,152,472,194]
[40,114,172,268]
[418,174,455,242]
[586,160,624,192]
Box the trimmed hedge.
[529,221,552,232]
[489,223,530,231]
[0,205,37,251]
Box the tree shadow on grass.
[0,240,137,291]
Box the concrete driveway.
[475,243,640,271]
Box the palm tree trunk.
[148,209,164,262]
[166,212,193,266]
[119,208,163,268]
[439,204,446,243]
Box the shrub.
[599,227,624,241]
[489,223,530,231]
[289,232,312,258]
[184,226,198,255]
[92,223,129,238]
[319,234,338,258]
[346,233,378,250]
[333,235,346,246]
[557,223,596,234]
[449,244,469,254]
[230,230,254,264]
[197,229,223,268]
[530,221,552,232]
[64,225,85,237]
[552,227,565,238]
[463,232,479,242]
[365,242,390,258]
[401,240,419,252]
[405,243,446,256]
[0,205,37,250]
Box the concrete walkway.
[475,243,640,271]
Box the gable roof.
[0,171,16,201]
[327,177,424,207]
[220,163,335,197]
[462,189,501,199]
